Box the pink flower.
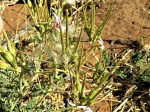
[53,13,61,29]
[53,13,66,33]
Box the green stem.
[60,25,65,55]
[81,50,131,105]
[80,73,86,99]
[93,1,115,41]
[90,0,95,41]
[74,25,83,54]
[66,9,69,49]
[83,5,88,28]
[23,0,37,24]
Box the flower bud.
[53,13,61,29]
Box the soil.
[96,0,150,54]
[1,0,150,112]
[2,4,30,38]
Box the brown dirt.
[2,4,30,37]
[1,0,150,112]
[96,0,150,54]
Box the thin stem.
[93,1,115,41]
[23,0,37,24]
[90,0,95,41]
[74,25,83,54]
[66,9,69,49]
[60,25,65,55]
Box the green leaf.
[141,69,150,83]
[0,87,8,93]
[0,77,9,85]
[27,97,37,109]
